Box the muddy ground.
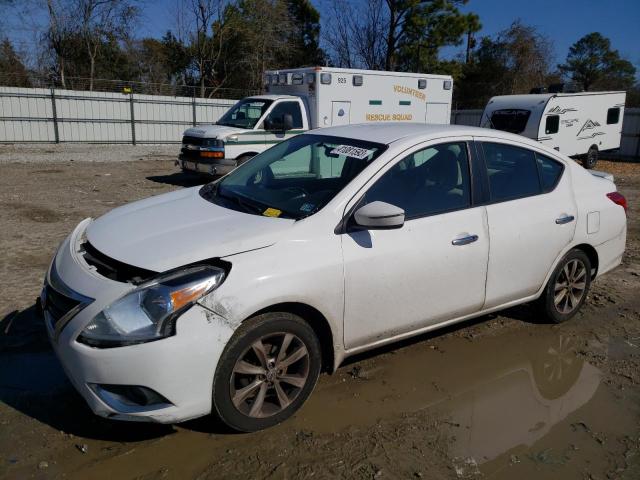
[0,157,639,480]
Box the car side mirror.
[283,113,294,131]
[263,118,273,130]
[353,201,405,230]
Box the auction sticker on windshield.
[330,145,374,160]
[263,208,282,217]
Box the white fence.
[451,108,640,158]
[0,86,235,144]
[1,85,638,158]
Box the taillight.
[607,192,627,212]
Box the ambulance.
[177,67,453,175]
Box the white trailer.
[177,67,453,175]
[480,91,626,168]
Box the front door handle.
[555,215,575,225]
[452,234,478,246]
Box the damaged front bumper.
[41,219,235,423]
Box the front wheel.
[537,249,592,323]
[235,154,254,167]
[212,313,321,432]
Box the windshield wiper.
[216,189,264,215]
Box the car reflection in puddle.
[297,330,601,472]
[442,334,600,471]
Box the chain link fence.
[0,73,259,99]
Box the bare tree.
[74,0,139,90]
[45,0,74,87]
[325,0,479,72]
[325,0,387,69]
[180,0,229,97]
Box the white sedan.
[41,123,627,431]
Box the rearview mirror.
[353,201,405,230]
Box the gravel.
[0,144,180,164]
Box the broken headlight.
[78,266,225,348]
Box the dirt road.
[1,158,639,479]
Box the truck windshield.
[488,109,531,134]
[200,134,387,220]
[217,98,273,129]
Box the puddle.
[2,327,639,480]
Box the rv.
[177,67,453,175]
[480,91,626,168]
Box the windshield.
[217,98,273,129]
[487,109,531,134]
[200,134,387,220]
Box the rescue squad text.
[366,113,413,121]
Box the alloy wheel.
[230,332,310,418]
[553,259,588,314]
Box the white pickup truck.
[176,67,453,175]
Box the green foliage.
[395,0,480,72]
[558,32,636,91]
[455,21,554,108]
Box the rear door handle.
[555,215,575,225]
[452,234,478,246]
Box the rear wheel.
[583,146,598,169]
[538,249,592,323]
[212,313,321,432]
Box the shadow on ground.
[0,306,174,442]
[147,172,214,188]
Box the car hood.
[86,187,294,272]
[183,125,247,139]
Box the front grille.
[81,241,157,284]
[182,135,205,146]
[43,284,81,328]
[180,147,201,160]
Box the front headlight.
[77,266,225,348]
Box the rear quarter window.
[536,153,564,192]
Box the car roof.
[247,94,299,101]
[306,122,531,146]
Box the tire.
[538,249,592,323]
[583,146,598,169]
[236,154,254,167]
[212,312,321,432]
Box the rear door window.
[482,142,541,202]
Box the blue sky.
[4,0,640,74]
[140,0,640,71]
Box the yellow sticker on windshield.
[263,208,282,217]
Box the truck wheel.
[212,312,322,432]
[584,146,598,169]
[236,154,255,167]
